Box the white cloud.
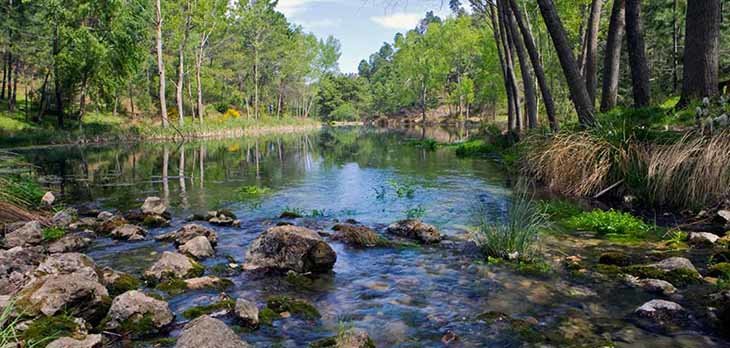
[370,13,421,30]
[299,18,342,29]
[276,0,314,17]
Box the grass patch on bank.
[41,227,66,242]
[565,209,653,242]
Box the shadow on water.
[12,127,728,347]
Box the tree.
[625,0,651,107]
[601,0,626,112]
[155,0,169,127]
[583,0,604,104]
[503,0,537,129]
[679,0,721,106]
[536,0,596,127]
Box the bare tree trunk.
[504,0,537,129]
[679,0,720,106]
[584,0,603,104]
[8,57,16,112]
[509,0,558,131]
[176,2,191,128]
[625,0,651,107]
[53,24,64,127]
[672,0,679,93]
[155,0,169,128]
[487,1,513,128]
[601,0,626,112]
[36,71,49,122]
[497,0,521,131]
[536,0,595,126]
[195,34,208,125]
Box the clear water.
[12,128,728,347]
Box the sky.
[276,0,452,74]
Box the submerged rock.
[144,251,203,281]
[156,224,218,246]
[332,224,381,247]
[46,334,102,348]
[104,290,173,336]
[175,315,249,348]
[386,219,441,244]
[179,236,215,259]
[234,298,259,327]
[141,197,167,216]
[688,232,720,246]
[110,224,147,241]
[0,246,44,295]
[244,225,336,273]
[598,251,631,266]
[4,221,44,248]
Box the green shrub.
[565,209,651,241]
[42,227,66,242]
[539,199,583,221]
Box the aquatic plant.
[236,185,271,199]
[373,185,387,200]
[405,205,426,219]
[565,209,651,242]
[42,227,66,242]
[388,179,416,199]
[472,191,547,262]
[539,199,583,221]
[182,298,236,319]
[265,296,320,320]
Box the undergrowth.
[565,209,653,242]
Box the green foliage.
[472,191,547,262]
[181,298,235,320]
[388,180,416,199]
[565,209,652,242]
[539,199,583,221]
[405,205,426,219]
[236,185,271,199]
[454,140,499,157]
[0,175,45,209]
[41,227,66,242]
[22,315,78,348]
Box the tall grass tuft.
[471,189,548,262]
[646,131,730,209]
[0,300,20,347]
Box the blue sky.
[276,0,451,74]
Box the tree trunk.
[584,0,603,104]
[509,0,558,131]
[36,72,49,122]
[672,0,679,92]
[195,35,207,125]
[536,0,595,126]
[155,0,169,128]
[254,44,259,119]
[8,56,16,112]
[497,0,521,131]
[176,3,191,128]
[679,0,720,106]
[53,25,63,127]
[1,51,7,100]
[600,0,626,112]
[487,1,513,128]
[504,0,537,129]
[625,0,651,107]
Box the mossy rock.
[265,296,320,320]
[108,274,142,297]
[708,262,730,278]
[258,307,279,326]
[155,279,189,296]
[624,265,702,286]
[598,252,631,266]
[280,211,303,219]
[22,315,79,348]
[118,313,160,337]
[181,298,235,320]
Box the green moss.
[258,307,279,326]
[280,210,304,219]
[118,313,159,336]
[181,298,235,320]
[624,265,702,286]
[598,252,631,266]
[709,262,730,278]
[514,261,553,277]
[187,261,205,278]
[42,227,66,242]
[108,274,142,297]
[155,279,188,296]
[286,271,314,289]
[142,215,168,228]
[265,296,320,320]
[22,315,78,348]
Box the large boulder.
[3,221,44,248]
[234,298,259,327]
[0,246,44,295]
[110,224,147,241]
[386,219,441,244]
[332,224,381,247]
[625,276,677,296]
[95,215,127,235]
[175,315,249,348]
[104,290,173,336]
[46,334,102,348]
[179,236,214,259]
[52,208,77,227]
[34,253,98,279]
[141,197,167,216]
[144,252,203,281]
[48,234,92,254]
[156,224,218,246]
[244,225,336,273]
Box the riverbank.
[0,110,321,148]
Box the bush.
[565,209,651,241]
[328,103,359,122]
[471,190,547,262]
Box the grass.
[0,175,44,210]
[565,209,652,242]
[471,190,548,262]
[1,300,22,348]
[41,227,66,242]
[21,314,78,348]
[236,185,271,200]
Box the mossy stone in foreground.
[22,315,78,348]
[155,278,189,296]
[107,273,142,297]
[708,262,730,278]
[624,265,702,286]
[265,296,320,320]
[181,298,236,319]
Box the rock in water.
[141,197,167,215]
[386,219,442,244]
[4,221,44,248]
[110,224,147,241]
[332,224,381,247]
[41,192,56,206]
[179,236,215,259]
[46,334,102,348]
[104,290,173,336]
[688,232,720,246]
[144,251,202,281]
[649,257,699,274]
[335,329,375,348]
[175,315,249,348]
[635,299,684,319]
[156,224,218,246]
[244,225,336,273]
[234,298,259,327]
